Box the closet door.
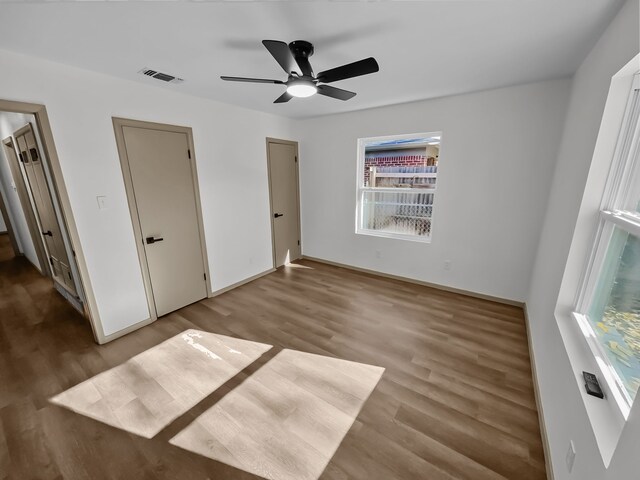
[267,141,301,268]
[119,123,208,317]
[15,125,75,292]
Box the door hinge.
[49,257,54,266]
[18,152,25,163]
[295,156,298,163]
[188,149,191,159]
[204,272,207,281]
[298,240,300,246]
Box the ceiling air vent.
[138,68,184,84]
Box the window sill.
[355,229,432,243]
[572,312,633,418]
[555,309,628,467]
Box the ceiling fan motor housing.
[289,40,314,59]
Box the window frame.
[355,131,442,243]
[574,74,640,420]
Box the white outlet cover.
[96,195,107,210]
[566,440,576,473]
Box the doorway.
[0,154,20,258]
[2,135,49,269]
[14,123,77,294]
[1,119,84,304]
[113,118,210,319]
[266,138,301,268]
[0,100,96,340]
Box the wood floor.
[0,233,547,480]
[170,348,384,480]
[50,330,274,439]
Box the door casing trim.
[112,117,212,322]
[0,193,19,256]
[0,100,98,341]
[266,137,302,268]
[0,137,29,258]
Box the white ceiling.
[0,1,625,119]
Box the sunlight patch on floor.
[170,349,384,480]
[284,263,314,270]
[50,330,272,438]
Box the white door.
[15,125,75,292]
[268,141,301,268]
[122,126,207,317]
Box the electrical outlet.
[96,196,108,210]
[444,260,451,271]
[566,440,576,473]
[375,250,382,259]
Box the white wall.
[0,48,296,337]
[296,79,571,302]
[0,111,42,269]
[526,0,639,478]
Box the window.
[575,76,640,417]
[356,133,441,242]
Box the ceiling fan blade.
[295,56,314,77]
[317,85,357,101]
[316,57,379,84]
[262,40,298,75]
[288,40,314,77]
[221,76,284,84]
[274,91,293,103]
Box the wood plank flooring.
[171,349,384,480]
[50,330,273,439]
[0,234,547,480]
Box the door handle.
[274,213,284,218]
[145,236,164,244]
[42,230,52,237]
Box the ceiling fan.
[221,40,379,103]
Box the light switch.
[96,196,108,210]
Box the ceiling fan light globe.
[286,82,317,98]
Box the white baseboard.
[53,281,83,313]
[99,316,156,345]
[302,255,523,307]
[523,303,555,480]
[208,267,276,298]
[97,268,276,344]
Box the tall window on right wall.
[574,76,640,417]
[356,132,442,242]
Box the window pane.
[362,137,439,187]
[367,165,437,189]
[588,227,640,401]
[361,190,433,237]
[357,133,441,241]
